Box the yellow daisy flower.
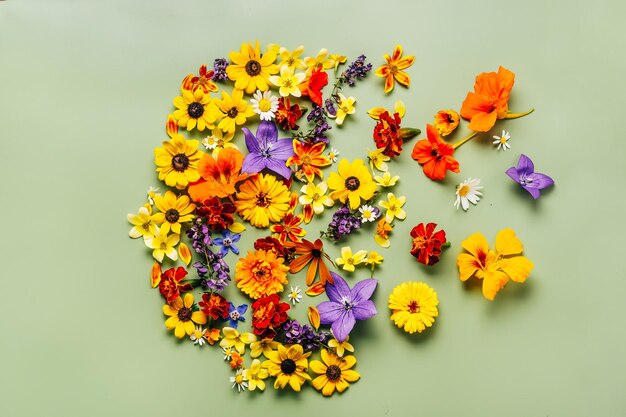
[127,204,157,239]
[327,159,376,210]
[269,65,306,97]
[367,148,390,172]
[163,293,207,339]
[226,41,278,94]
[374,171,399,188]
[151,190,195,234]
[379,193,407,223]
[335,247,368,272]
[244,359,269,391]
[388,282,438,334]
[328,337,354,357]
[235,173,292,228]
[144,224,179,263]
[219,327,257,355]
[263,343,312,392]
[365,251,384,271]
[277,45,307,71]
[215,89,255,133]
[310,349,360,396]
[154,134,202,190]
[172,88,218,131]
[334,93,356,125]
[299,181,334,215]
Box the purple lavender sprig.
[341,55,372,86]
[212,58,229,82]
[186,217,231,292]
[321,205,363,241]
[282,319,331,352]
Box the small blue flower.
[212,230,241,257]
[227,302,248,328]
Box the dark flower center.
[188,102,204,118]
[227,107,239,119]
[280,358,297,374]
[326,365,342,381]
[256,193,270,208]
[446,113,455,123]
[230,311,240,321]
[165,208,180,223]
[430,149,439,157]
[142,222,151,230]
[245,60,262,76]
[311,248,322,258]
[345,176,360,191]
[408,300,420,313]
[172,154,190,172]
[178,307,192,321]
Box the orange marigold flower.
[375,45,415,93]
[411,124,460,181]
[433,110,460,137]
[270,213,306,244]
[375,219,393,248]
[236,249,290,299]
[287,239,333,287]
[230,351,244,369]
[188,148,248,202]
[460,66,515,132]
[182,64,218,94]
[286,141,331,182]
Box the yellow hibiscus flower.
[226,41,278,94]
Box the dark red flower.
[410,223,447,266]
[196,196,236,231]
[159,267,193,303]
[251,294,290,339]
[254,236,295,262]
[199,293,230,320]
[275,97,305,131]
[373,110,403,157]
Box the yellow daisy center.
[258,98,272,112]
[160,242,168,250]
[458,184,470,197]
[283,79,293,88]
[500,137,507,144]
[235,374,244,384]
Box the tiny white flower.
[454,178,483,211]
[222,347,233,361]
[230,369,249,392]
[190,326,206,346]
[288,286,302,305]
[328,148,340,163]
[492,130,511,151]
[359,205,380,222]
[202,134,218,150]
[250,90,279,121]
[147,186,160,205]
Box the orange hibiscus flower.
[411,124,460,181]
[188,148,248,202]
[286,141,331,182]
[375,45,415,93]
[460,66,532,132]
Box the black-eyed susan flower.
[327,159,376,210]
[215,89,255,134]
[263,343,311,392]
[172,88,218,131]
[388,282,439,334]
[163,293,207,339]
[226,41,278,94]
[154,134,203,190]
[151,190,195,235]
[310,349,360,396]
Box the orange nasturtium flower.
[411,124,460,181]
[187,148,248,202]
[433,110,460,137]
[460,66,533,132]
[375,45,415,93]
[457,229,534,300]
[286,140,332,182]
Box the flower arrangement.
[128,41,554,396]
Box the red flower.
[181,64,218,94]
[410,223,447,266]
[302,67,328,106]
[411,124,460,180]
[270,213,306,244]
[199,293,230,320]
[196,196,236,231]
[251,294,290,339]
[158,267,193,303]
[373,110,403,157]
[254,236,295,262]
[275,97,305,131]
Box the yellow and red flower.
[275,97,305,131]
[375,45,415,93]
[158,266,193,303]
[287,141,332,182]
[433,109,460,136]
[410,223,447,266]
[198,292,230,320]
[188,148,248,202]
[270,213,306,244]
[181,64,218,94]
[287,238,333,286]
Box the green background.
[1,0,625,416]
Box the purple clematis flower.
[241,120,295,179]
[506,154,554,199]
[316,272,378,342]
[227,302,247,328]
[212,230,240,256]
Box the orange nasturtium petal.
[178,242,192,266]
[308,306,321,331]
[151,261,162,288]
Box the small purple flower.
[212,58,229,81]
[506,154,554,199]
[227,302,247,328]
[241,121,295,179]
[317,272,377,342]
[212,230,241,256]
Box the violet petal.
[350,278,378,304]
[265,158,292,179]
[270,138,296,160]
[527,172,555,190]
[331,311,355,342]
[516,154,535,176]
[351,300,377,320]
[243,127,261,154]
[256,120,278,148]
[505,167,521,184]
[325,273,351,303]
[241,153,266,174]
[317,301,345,324]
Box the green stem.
[504,108,534,119]
[452,131,479,150]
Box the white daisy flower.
[202,134,218,150]
[250,90,278,121]
[288,286,302,305]
[359,204,380,222]
[454,178,483,211]
[230,369,249,392]
[223,347,233,361]
[328,148,340,163]
[190,326,206,346]
[492,130,511,151]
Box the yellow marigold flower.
[327,159,376,210]
[235,249,290,299]
[202,128,237,158]
[214,89,255,134]
[368,148,390,172]
[163,293,207,339]
[375,44,415,93]
[127,204,157,239]
[154,134,202,190]
[365,251,384,271]
[310,349,360,396]
[374,219,393,248]
[374,171,399,188]
[144,224,179,263]
[378,193,407,223]
[235,173,292,228]
[388,282,438,334]
[220,327,257,355]
[269,65,306,97]
[244,359,269,391]
[172,88,218,131]
[333,93,356,125]
[457,229,534,300]
[299,181,334,215]
[263,343,312,392]
[277,45,307,71]
[151,190,195,235]
[328,337,354,357]
[226,40,278,94]
[250,338,279,359]
[335,247,368,272]
[433,109,460,136]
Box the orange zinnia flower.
[375,45,415,93]
[188,148,248,202]
[287,239,333,287]
[286,141,331,182]
[460,66,532,132]
[270,213,306,244]
[411,124,460,181]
